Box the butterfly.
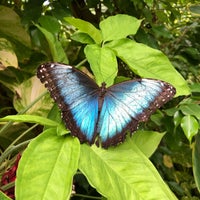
[37,62,176,148]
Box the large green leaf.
[193,133,200,192]
[38,16,61,35]
[0,113,69,136]
[100,14,142,42]
[106,38,190,96]
[13,76,53,116]
[181,115,199,143]
[84,44,118,86]
[0,115,59,127]
[0,38,18,67]
[79,138,177,200]
[35,25,68,63]
[16,128,80,200]
[0,6,31,61]
[64,17,102,44]
[133,130,165,158]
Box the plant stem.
[75,58,87,68]
[0,140,32,165]
[6,124,38,151]
[73,193,102,199]
[0,180,15,191]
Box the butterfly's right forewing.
[98,79,176,148]
[37,63,100,144]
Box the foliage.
[0,0,200,200]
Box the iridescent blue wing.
[37,63,100,144]
[37,63,176,148]
[98,79,176,148]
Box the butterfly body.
[37,63,176,148]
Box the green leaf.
[173,111,183,128]
[0,123,31,148]
[181,115,199,143]
[16,128,80,200]
[179,104,200,120]
[106,38,190,96]
[71,32,95,44]
[133,130,165,158]
[0,190,12,200]
[152,25,172,39]
[165,107,178,117]
[38,16,61,34]
[0,66,19,92]
[35,24,68,63]
[0,114,59,127]
[100,14,142,42]
[0,38,18,67]
[0,6,31,61]
[84,44,118,86]
[79,138,177,200]
[64,17,102,44]
[192,133,200,192]
[190,83,200,93]
[13,76,53,115]
[47,104,62,125]
[189,5,200,16]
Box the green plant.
[0,1,200,199]
[0,14,190,200]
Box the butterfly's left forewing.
[37,63,100,144]
[98,79,176,148]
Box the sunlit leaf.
[79,138,177,200]
[100,14,142,42]
[16,128,80,200]
[106,38,190,96]
[84,44,117,86]
[133,130,165,157]
[64,17,102,44]
[0,114,59,127]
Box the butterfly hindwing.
[37,63,100,144]
[98,79,176,148]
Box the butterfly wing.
[98,79,176,148]
[37,63,176,148]
[37,63,100,144]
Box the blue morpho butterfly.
[37,62,176,148]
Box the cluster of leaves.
[0,0,200,199]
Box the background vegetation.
[0,0,200,199]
